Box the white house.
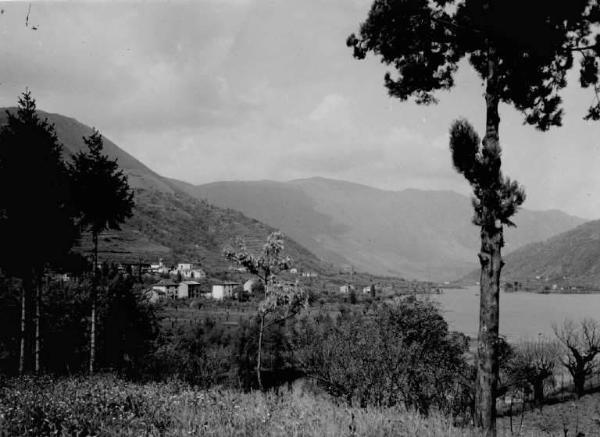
[150,258,170,275]
[339,284,355,294]
[363,285,376,294]
[152,279,179,299]
[211,281,240,300]
[290,268,298,274]
[174,263,206,279]
[178,281,202,299]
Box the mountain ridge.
[0,109,333,275]
[170,177,587,281]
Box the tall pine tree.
[69,129,134,373]
[347,1,600,433]
[0,90,78,375]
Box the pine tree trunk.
[34,276,41,375]
[474,42,502,437]
[18,283,26,376]
[89,232,98,374]
[256,313,265,390]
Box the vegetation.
[347,1,600,433]
[0,91,79,375]
[2,91,600,436]
[69,128,134,373]
[553,319,600,398]
[224,232,307,389]
[505,339,560,407]
[295,299,471,416]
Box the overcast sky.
[1,1,600,218]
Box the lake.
[429,285,600,341]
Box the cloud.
[0,1,599,218]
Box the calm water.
[429,285,600,341]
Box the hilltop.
[500,219,600,288]
[0,109,332,274]
[170,177,586,281]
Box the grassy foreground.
[0,375,585,436]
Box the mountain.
[170,177,587,281]
[0,109,332,274]
[499,220,600,287]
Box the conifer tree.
[69,129,134,373]
[0,90,78,374]
[348,1,600,433]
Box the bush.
[145,317,233,387]
[294,299,471,415]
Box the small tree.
[553,319,600,397]
[69,129,134,373]
[223,231,307,389]
[508,339,560,408]
[0,90,78,374]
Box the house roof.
[213,281,241,286]
[154,279,178,287]
[180,281,201,285]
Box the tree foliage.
[69,129,134,237]
[347,0,600,127]
[296,299,470,415]
[0,90,78,277]
[449,119,525,229]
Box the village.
[130,258,435,304]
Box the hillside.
[0,109,331,274]
[170,177,586,281]
[500,219,600,287]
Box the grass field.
[2,375,599,436]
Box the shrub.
[295,299,471,415]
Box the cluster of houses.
[339,284,377,294]
[146,258,264,303]
[149,259,207,279]
[144,258,317,304]
[147,278,245,302]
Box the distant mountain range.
[1,108,589,282]
[499,220,600,287]
[0,109,332,275]
[169,178,587,281]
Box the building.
[150,258,170,275]
[302,271,318,278]
[152,279,179,299]
[211,281,240,300]
[362,285,376,294]
[290,268,298,274]
[174,263,206,279]
[339,284,355,294]
[178,281,203,299]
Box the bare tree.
[553,319,600,397]
[508,338,560,407]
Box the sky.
[1,1,600,219]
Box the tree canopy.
[347,0,600,128]
[69,129,134,238]
[0,90,78,278]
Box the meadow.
[2,375,599,436]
